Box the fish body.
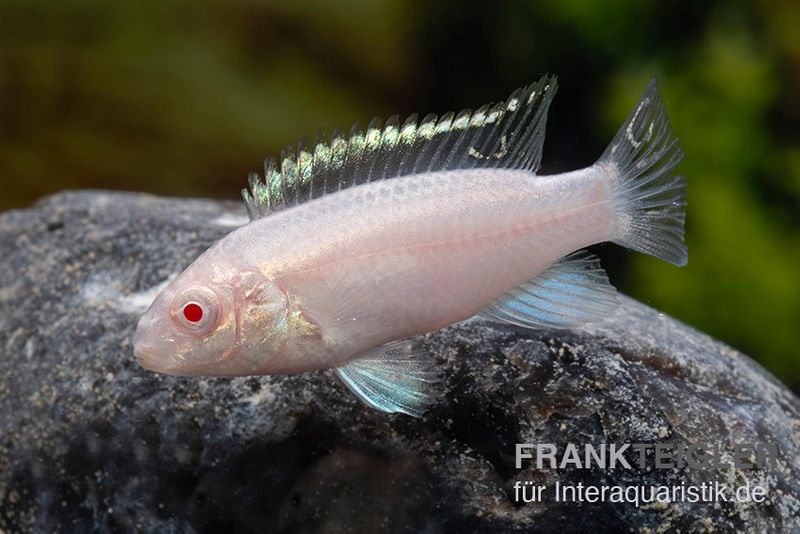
[133,76,686,416]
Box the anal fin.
[481,250,618,330]
[335,340,440,417]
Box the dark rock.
[0,191,798,532]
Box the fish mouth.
[133,341,161,371]
[132,322,170,372]
[133,340,192,375]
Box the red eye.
[171,287,220,335]
[182,302,204,323]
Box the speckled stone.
[0,191,798,532]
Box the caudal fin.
[600,80,687,266]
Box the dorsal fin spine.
[485,90,525,163]
[280,145,296,208]
[364,117,384,183]
[469,101,505,162]
[345,123,365,190]
[396,114,419,175]
[328,129,346,195]
[443,109,473,170]
[506,91,538,167]
[412,113,445,174]
[377,115,401,180]
[297,139,313,201]
[426,112,455,173]
[311,131,326,199]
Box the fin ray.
[600,80,687,266]
[243,76,558,219]
[335,340,440,417]
[481,250,619,330]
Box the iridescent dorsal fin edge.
[243,75,558,220]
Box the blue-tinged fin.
[243,75,558,220]
[334,340,441,417]
[481,250,619,330]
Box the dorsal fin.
[243,75,558,220]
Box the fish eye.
[182,302,204,323]
[171,287,220,335]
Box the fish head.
[133,254,289,376]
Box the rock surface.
[0,191,798,533]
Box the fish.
[133,75,686,417]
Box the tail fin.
[599,80,687,266]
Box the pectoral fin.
[481,250,619,330]
[335,340,440,417]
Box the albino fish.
[133,76,686,416]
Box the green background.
[1,1,798,392]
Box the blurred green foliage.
[1,0,798,391]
